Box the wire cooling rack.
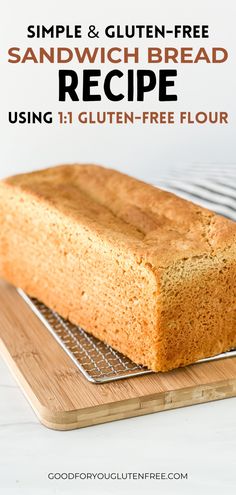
[18,171,236,383]
[18,289,151,383]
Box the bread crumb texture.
[0,164,235,371]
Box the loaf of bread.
[0,164,235,372]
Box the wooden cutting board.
[0,280,236,430]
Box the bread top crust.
[2,164,236,268]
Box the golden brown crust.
[0,164,236,371]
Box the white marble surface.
[0,355,235,495]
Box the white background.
[0,356,235,495]
[0,1,236,494]
[0,0,236,179]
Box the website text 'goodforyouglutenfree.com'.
[47,471,189,481]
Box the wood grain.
[0,279,235,430]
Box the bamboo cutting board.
[0,279,236,430]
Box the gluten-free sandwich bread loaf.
[0,164,235,372]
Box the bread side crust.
[0,182,159,369]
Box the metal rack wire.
[18,289,152,383]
